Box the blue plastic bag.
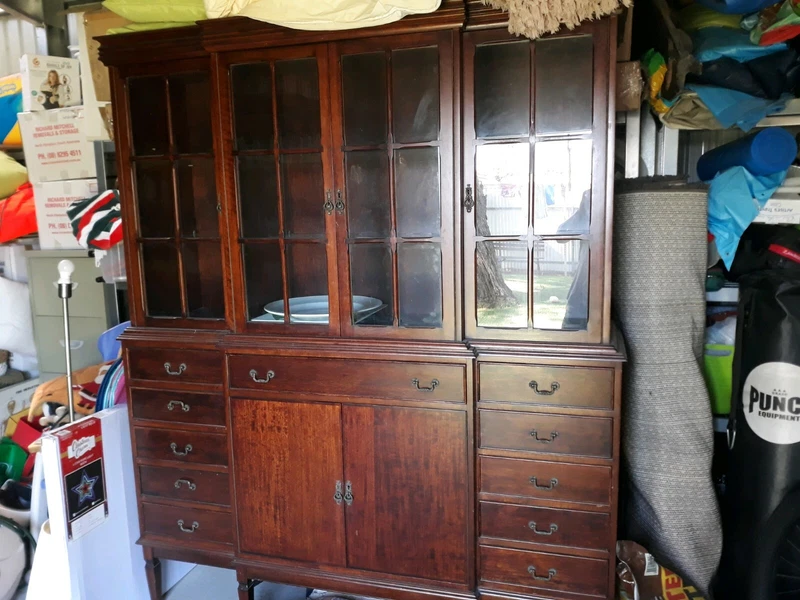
[692,28,788,63]
[686,84,792,131]
[708,167,787,268]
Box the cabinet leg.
[143,547,162,600]
[237,577,259,600]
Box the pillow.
[102,0,206,24]
[0,276,36,357]
[0,152,27,200]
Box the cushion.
[0,277,35,358]
[0,152,27,200]
[102,0,206,24]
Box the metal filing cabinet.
[26,250,119,382]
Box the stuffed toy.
[27,362,113,421]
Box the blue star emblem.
[71,471,99,506]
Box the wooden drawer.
[127,348,221,384]
[130,389,225,427]
[480,457,611,505]
[228,355,465,403]
[480,502,610,551]
[479,364,613,409]
[480,410,612,458]
[480,545,608,597]
[141,502,232,546]
[134,428,228,467]
[139,465,230,506]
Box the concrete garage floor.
[166,566,308,600]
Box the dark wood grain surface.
[131,389,226,427]
[128,348,222,383]
[139,465,231,506]
[134,427,229,466]
[142,501,233,546]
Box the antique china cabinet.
[100,2,624,599]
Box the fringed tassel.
[483,0,632,39]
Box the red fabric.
[0,182,36,243]
[760,25,800,46]
[769,243,800,265]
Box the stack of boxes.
[17,54,98,250]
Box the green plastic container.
[704,344,735,415]
[0,438,27,484]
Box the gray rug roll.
[613,180,721,592]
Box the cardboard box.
[82,8,133,105]
[33,179,98,249]
[0,378,40,435]
[616,61,644,112]
[20,54,81,112]
[616,6,634,62]
[18,108,97,183]
[0,73,23,146]
[754,194,800,225]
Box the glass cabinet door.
[226,46,338,331]
[332,32,456,340]
[126,68,226,326]
[464,26,608,342]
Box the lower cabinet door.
[231,399,346,565]
[342,406,470,584]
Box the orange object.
[0,182,36,243]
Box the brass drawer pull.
[334,480,344,505]
[174,478,196,491]
[177,519,199,533]
[250,369,275,384]
[527,566,556,582]
[528,521,558,536]
[344,481,354,506]
[164,362,187,376]
[529,476,558,491]
[170,442,193,457]
[412,378,439,392]
[529,380,559,395]
[167,400,190,413]
[530,430,558,443]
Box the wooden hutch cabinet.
[100,2,624,599]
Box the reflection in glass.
[475,143,529,236]
[350,243,393,326]
[129,77,168,156]
[398,243,442,328]
[286,243,328,324]
[346,151,391,238]
[243,243,283,321]
[183,242,225,319]
[276,58,322,149]
[474,42,530,138]
[476,241,527,328]
[392,46,439,144]
[395,147,440,238]
[135,161,175,238]
[282,153,325,237]
[342,53,387,146]
[533,139,592,235]
[534,36,593,135]
[237,156,279,238]
[533,240,588,330]
[169,72,212,154]
[176,159,217,239]
[231,63,273,151]
[142,243,181,317]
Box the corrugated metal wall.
[0,16,47,78]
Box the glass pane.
[350,243,393,326]
[346,151,390,238]
[398,243,442,328]
[474,42,530,138]
[238,156,279,238]
[231,62,273,151]
[176,158,218,239]
[475,143,529,237]
[476,240,527,328]
[243,243,283,322]
[533,240,588,330]
[135,161,174,238]
[286,243,328,324]
[282,153,325,237]
[141,243,181,317]
[183,242,225,319]
[129,77,168,156]
[534,139,592,235]
[395,147,440,238]
[169,72,212,154]
[342,53,387,146]
[535,36,593,135]
[276,58,321,149]
[392,46,439,144]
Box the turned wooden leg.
[143,547,162,600]
[237,575,259,600]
